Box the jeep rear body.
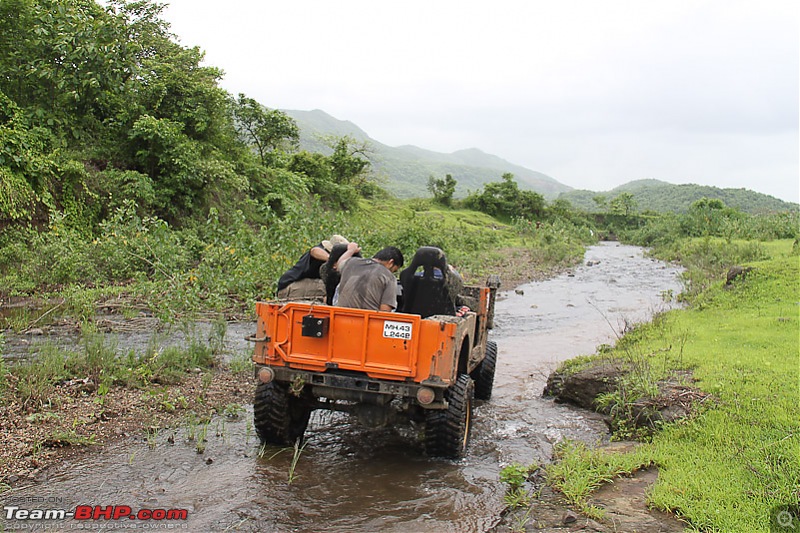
[252,283,492,411]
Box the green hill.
[285,109,571,199]
[559,179,798,214]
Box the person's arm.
[379,303,393,312]
[309,244,329,262]
[336,242,362,270]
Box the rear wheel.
[424,374,474,458]
[472,340,497,400]
[253,382,311,445]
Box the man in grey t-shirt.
[336,243,404,311]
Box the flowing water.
[2,242,683,532]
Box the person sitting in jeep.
[336,243,404,311]
[276,235,349,300]
[319,243,361,305]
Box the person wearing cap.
[276,235,349,300]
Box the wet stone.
[543,363,626,410]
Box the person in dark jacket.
[276,235,349,300]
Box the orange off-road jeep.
[250,246,500,458]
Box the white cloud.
[161,0,799,202]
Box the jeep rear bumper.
[254,364,449,409]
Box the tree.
[682,197,745,238]
[592,195,608,212]
[0,0,257,225]
[464,173,545,220]
[232,94,299,166]
[548,198,573,220]
[127,114,203,219]
[518,189,546,219]
[427,174,457,206]
[287,138,372,210]
[610,192,637,216]
[329,136,371,186]
[0,0,131,136]
[690,197,726,212]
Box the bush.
[148,342,214,385]
[621,207,799,247]
[0,168,36,221]
[463,173,545,221]
[653,237,768,301]
[95,169,157,217]
[513,217,597,265]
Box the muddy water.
[4,243,683,532]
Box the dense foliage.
[620,198,799,248]
[0,195,601,328]
[0,0,374,228]
[462,173,546,220]
[560,180,797,215]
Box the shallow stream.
[3,242,684,531]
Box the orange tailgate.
[253,302,457,383]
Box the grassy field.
[547,239,799,531]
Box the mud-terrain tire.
[424,374,474,458]
[253,382,311,446]
[472,340,497,401]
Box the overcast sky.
[160,0,799,202]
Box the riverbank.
[529,239,799,531]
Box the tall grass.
[0,199,597,327]
[653,237,769,301]
[3,329,217,410]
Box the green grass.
[546,239,799,531]
[1,199,594,327]
[3,329,217,410]
[44,430,97,447]
[547,440,652,519]
[645,246,799,530]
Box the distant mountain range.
[284,109,570,199]
[559,179,798,214]
[284,110,798,213]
